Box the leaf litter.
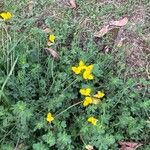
[119,141,142,150]
[44,48,60,60]
[69,0,77,8]
[94,17,128,38]
[58,0,77,9]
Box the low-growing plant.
[0,0,150,150]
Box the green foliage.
[33,142,48,150]
[0,0,150,150]
[42,132,56,147]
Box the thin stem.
[1,57,18,92]
[36,78,79,116]
[55,101,82,117]
[80,135,87,146]
[14,137,20,150]
[2,24,11,75]
[0,125,16,143]
[61,78,78,94]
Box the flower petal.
[72,67,81,74]
[85,64,94,72]
[80,88,91,96]
[92,97,101,105]
[87,117,98,125]
[0,12,12,20]
[94,91,105,98]
[83,97,92,106]
[83,71,94,80]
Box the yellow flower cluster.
[79,87,105,125]
[45,55,105,127]
[72,60,94,80]
[79,88,105,107]
[0,12,12,21]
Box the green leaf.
[32,142,48,150]
[42,132,56,147]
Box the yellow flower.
[49,34,55,43]
[83,97,92,106]
[83,71,94,80]
[78,60,86,70]
[0,12,12,21]
[82,64,94,80]
[72,60,86,75]
[87,117,98,125]
[80,88,91,96]
[72,66,81,74]
[94,91,105,98]
[85,64,94,72]
[72,60,94,80]
[47,112,54,123]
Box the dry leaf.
[28,1,34,11]
[119,141,142,150]
[94,17,128,38]
[146,120,150,124]
[69,0,77,8]
[120,147,138,150]
[109,17,128,27]
[103,46,111,53]
[116,38,125,47]
[114,28,126,47]
[44,48,59,60]
[47,41,54,47]
[85,145,94,150]
[146,117,150,124]
[92,97,101,105]
[15,143,25,150]
[94,25,110,37]
[43,28,52,34]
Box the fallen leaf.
[47,41,54,47]
[120,147,138,150]
[43,27,52,34]
[146,120,150,124]
[109,17,128,27]
[85,145,94,150]
[69,0,77,8]
[119,141,142,150]
[15,143,26,150]
[114,28,126,47]
[0,2,4,9]
[94,25,110,37]
[94,17,128,38]
[28,1,34,12]
[92,97,101,105]
[44,48,59,60]
[146,117,150,124]
[103,46,111,53]
[146,65,150,79]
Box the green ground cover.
[0,0,150,149]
